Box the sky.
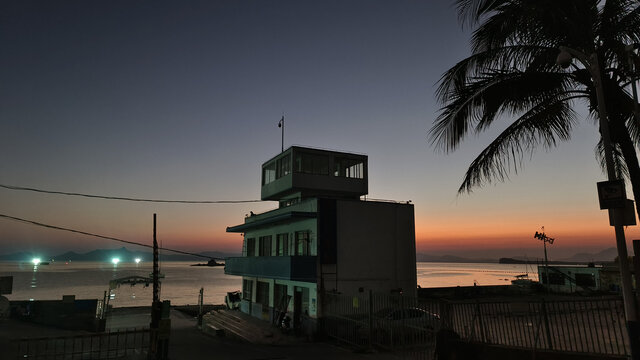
[1,0,638,260]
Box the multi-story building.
[224,146,416,332]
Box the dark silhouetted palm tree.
[431,0,640,215]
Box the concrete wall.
[331,200,416,297]
[10,298,102,332]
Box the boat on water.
[511,273,537,286]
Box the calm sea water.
[416,262,538,288]
[0,261,537,306]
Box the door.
[293,287,302,329]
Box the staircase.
[202,309,287,344]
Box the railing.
[322,292,439,360]
[446,298,629,356]
[10,328,150,360]
[224,256,317,282]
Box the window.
[575,273,596,287]
[246,238,256,257]
[259,235,272,256]
[279,198,299,208]
[276,233,289,256]
[277,154,290,178]
[262,161,276,185]
[263,155,290,185]
[294,153,329,175]
[256,281,270,306]
[541,272,565,285]
[242,279,253,301]
[295,231,310,256]
[334,158,364,179]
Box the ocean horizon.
[0,261,536,306]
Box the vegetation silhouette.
[431,0,640,215]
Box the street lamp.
[557,46,638,355]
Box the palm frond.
[436,45,558,103]
[437,0,640,194]
[458,97,579,193]
[595,139,628,180]
[432,68,582,152]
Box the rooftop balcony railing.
[224,256,317,282]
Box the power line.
[0,184,263,204]
[0,213,215,260]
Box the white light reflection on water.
[1,261,242,306]
[30,265,38,288]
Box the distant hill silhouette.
[416,247,620,264]
[415,253,495,263]
[0,247,239,262]
[559,247,618,263]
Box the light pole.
[557,46,639,357]
[278,115,284,153]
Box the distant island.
[0,247,239,263]
[191,259,225,267]
[498,257,590,265]
[415,247,618,264]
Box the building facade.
[224,146,417,331]
[537,265,601,293]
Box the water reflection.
[30,265,38,288]
[112,261,118,279]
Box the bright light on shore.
[134,258,141,264]
[32,258,41,266]
[111,258,120,265]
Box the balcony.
[224,256,317,282]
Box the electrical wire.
[0,213,216,260]
[0,184,263,204]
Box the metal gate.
[10,328,150,360]
[322,291,439,359]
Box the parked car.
[358,307,440,347]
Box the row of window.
[242,280,311,316]
[245,230,311,257]
[263,154,291,185]
[540,272,596,287]
[262,152,365,185]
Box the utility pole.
[149,214,169,360]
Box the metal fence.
[10,328,150,360]
[322,292,440,359]
[445,297,629,356]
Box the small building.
[537,265,601,293]
[224,146,417,332]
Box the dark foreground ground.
[1,306,400,360]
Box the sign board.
[597,180,627,209]
[609,199,637,226]
[0,276,13,295]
